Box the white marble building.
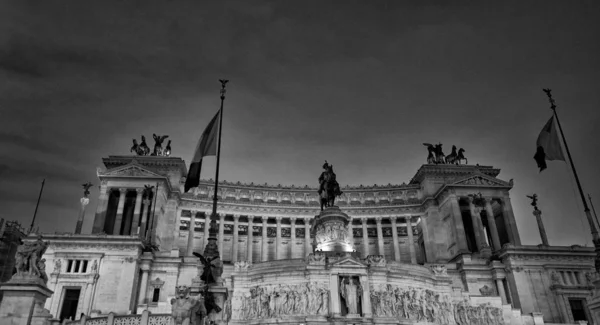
[39,154,597,324]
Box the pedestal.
[0,277,54,325]
[208,285,229,325]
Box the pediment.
[452,173,512,188]
[98,161,164,179]
[330,256,367,268]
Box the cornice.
[498,244,596,263]
[102,155,187,175]
[38,233,143,251]
[409,164,500,185]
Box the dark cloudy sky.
[1,0,599,247]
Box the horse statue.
[456,148,467,165]
[318,161,343,211]
[152,134,169,156]
[131,139,143,155]
[445,145,458,164]
[164,140,172,157]
[423,143,436,164]
[139,136,151,155]
[434,143,445,164]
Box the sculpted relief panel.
[370,284,503,325]
[314,221,350,245]
[235,282,329,320]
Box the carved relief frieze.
[370,284,503,325]
[234,282,329,320]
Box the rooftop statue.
[423,143,468,165]
[318,161,343,211]
[445,145,468,165]
[152,134,169,156]
[131,135,151,156]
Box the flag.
[534,115,565,172]
[184,110,221,192]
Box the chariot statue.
[318,161,343,210]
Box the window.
[152,288,160,302]
[65,259,89,273]
[569,299,588,322]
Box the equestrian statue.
[318,161,343,211]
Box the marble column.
[276,217,282,260]
[304,217,311,256]
[203,213,210,252]
[467,197,486,251]
[496,279,508,304]
[140,197,151,239]
[361,217,369,258]
[138,269,149,304]
[246,216,254,263]
[75,195,90,234]
[330,274,341,317]
[113,188,128,235]
[262,217,269,262]
[375,217,384,256]
[290,217,296,258]
[502,196,522,245]
[533,209,549,246]
[484,198,502,250]
[218,213,225,259]
[449,194,469,252]
[92,182,110,234]
[187,211,196,256]
[347,219,354,252]
[232,214,240,262]
[130,188,144,235]
[390,216,401,262]
[406,216,416,264]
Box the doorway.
[59,288,81,321]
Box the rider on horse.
[318,161,343,210]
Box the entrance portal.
[59,288,81,321]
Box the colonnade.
[451,195,519,254]
[181,211,420,264]
[93,186,154,237]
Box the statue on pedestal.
[13,235,49,284]
[170,285,206,325]
[318,161,343,211]
[340,277,361,316]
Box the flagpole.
[589,194,600,230]
[543,89,600,262]
[209,79,229,240]
[29,178,45,234]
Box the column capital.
[262,217,269,224]
[275,216,283,223]
[247,215,255,221]
[404,216,412,223]
[389,216,397,222]
[361,217,368,224]
[233,214,240,220]
[136,188,145,194]
[375,217,382,224]
[119,187,128,193]
[289,216,297,222]
[303,216,312,222]
[218,213,226,219]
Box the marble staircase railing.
[50,311,172,325]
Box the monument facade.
[23,153,597,324]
